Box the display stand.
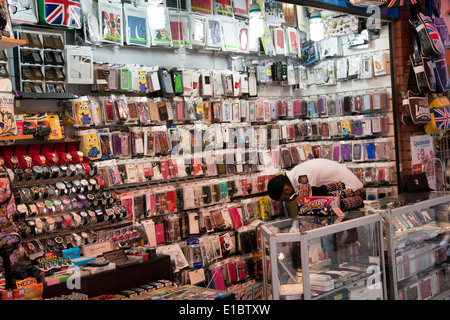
[367,192,450,300]
[42,254,174,299]
[261,211,386,300]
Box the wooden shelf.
[0,37,26,50]
[0,134,33,141]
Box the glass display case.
[261,211,386,300]
[367,192,450,300]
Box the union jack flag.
[43,0,82,29]
[434,107,450,132]
[424,18,445,56]
[387,0,417,8]
[110,165,122,185]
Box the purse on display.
[410,12,445,58]
[433,55,450,93]
[409,32,437,94]
[402,90,431,125]
[424,95,450,133]
[426,0,450,49]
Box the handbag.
[410,12,445,58]
[37,0,83,29]
[433,55,450,93]
[410,28,437,93]
[424,95,450,133]
[402,90,431,125]
[426,0,450,49]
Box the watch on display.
[75,163,84,176]
[53,199,63,213]
[79,211,89,225]
[28,203,38,217]
[50,166,60,179]
[87,210,96,223]
[89,163,98,176]
[71,212,81,227]
[35,218,44,234]
[13,168,23,182]
[95,209,104,222]
[36,201,46,215]
[26,220,36,236]
[45,200,55,214]
[38,155,46,166]
[59,164,68,177]
[45,238,56,252]
[63,181,74,195]
[62,198,71,211]
[18,222,28,237]
[23,167,33,181]
[76,194,86,209]
[55,182,67,197]
[23,155,33,168]
[16,204,28,219]
[67,164,77,177]
[66,153,73,164]
[31,186,42,200]
[20,188,32,203]
[61,214,72,228]
[41,166,50,179]
[10,156,19,169]
[54,236,65,249]
[72,180,82,193]
[26,241,36,256]
[32,166,42,180]
[54,216,63,230]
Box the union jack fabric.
[423,17,445,56]
[386,0,417,8]
[433,106,450,132]
[40,0,82,29]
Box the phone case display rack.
[260,212,387,300]
[368,192,450,300]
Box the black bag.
[404,172,433,192]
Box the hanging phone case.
[353,119,363,136]
[341,144,351,161]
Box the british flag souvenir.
[382,0,417,8]
[411,13,445,58]
[432,106,450,132]
[110,164,122,185]
[425,96,450,134]
[37,0,82,29]
[98,0,123,45]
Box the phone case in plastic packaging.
[73,96,92,126]
[79,129,101,160]
[97,128,114,160]
[124,2,150,47]
[112,94,129,122]
[149,4,172,47]
[98,0,123,45]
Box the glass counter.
[367,191,450,300]
[261,211,386,300]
